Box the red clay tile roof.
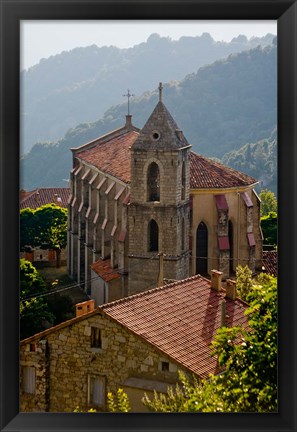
[101,275,249,379]
[91,259,120,282]
[76,131,139,184]
[262,251,278,276]
[75,129,256,189]
[21,274,249,378]
[189,152,257,189]
[20,188,70,209]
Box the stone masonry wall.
[20,312,183,412]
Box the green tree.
[261,211,277,248]
[235,265,253,301]
[143,276,277,413]
[20,207,36,252]
[20,258,55,339]
[34,204,68,267]
[259,189,277,216]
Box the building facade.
[67,84,262,303]
[20,272,249,412]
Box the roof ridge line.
[101,274,204,309]
[72,125,140,154]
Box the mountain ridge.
[21,44,277,193]
[21,32,275,154]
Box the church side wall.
[68,160,130,291]
[191,187,262,277]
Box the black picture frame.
[0,1,296,431]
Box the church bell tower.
[128,83,191,294]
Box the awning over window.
[247,233,256,246]
[215,194,228,211]
[218,236,230,250]
[241,192,253,208]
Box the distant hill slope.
[21,32,275,154]
[20,44,277,190]
[222,128,277,194]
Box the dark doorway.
[196,222,208,274]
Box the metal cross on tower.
[123,89,134,115]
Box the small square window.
[161,361,169,372]
[22,366,35,394]
[91,327,102,349]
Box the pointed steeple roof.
[132,99,191,151]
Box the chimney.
[211,270,223,292]
[125,114,132,130]
[225,279,237,300]
[34,191,40,202]
[76,300,95,317]
[53,193,62,205]
[221,300,226,327]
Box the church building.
[67,83,262,304]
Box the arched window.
[181,161,186,200]
[148,219,159,252]
[196,222,208,274]
[147,162,160,201]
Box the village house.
[20,271,249,413]
[67,83,262,303]
[20,187,70,265]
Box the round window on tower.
[151,130,161,141]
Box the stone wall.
[20,311,184,413]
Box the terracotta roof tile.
[21,275,249,378]
[75,128,257,190]
[20,188,70,209]
[189,152,257,189]
[101,275,249,379]
[91,259,120,282]
[262,251,278,276]
[76,131,139,183]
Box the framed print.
[0,1,296,431]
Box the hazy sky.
[20,20,276,71]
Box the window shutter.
[23,366,35,394]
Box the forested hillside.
[21,44,277,191]
[222,128,277,194]
[21,32,275,154]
